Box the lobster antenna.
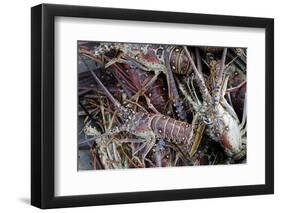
[212,48,227,106]
[184,46,212,104]
[79,54,122,109]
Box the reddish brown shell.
[150,114,192,145]
[168,46,193,75]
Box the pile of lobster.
[78,41,247,170]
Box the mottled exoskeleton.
[82,43,190,120]
[181,47,247,159]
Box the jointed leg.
[144,94,161,114]
[130,71,161,101]
[220,75,240,121]
[133,134,156,165]
[175,76,200,111]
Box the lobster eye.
[156,48,163,58]
[202,116,212,125]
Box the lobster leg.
[226,81,246,93]
[175,76,200,111]
[132,132,156,163]
[142,134,156,165]
[143,94,161,114]
[186,74,201,106]
[104,53,124,68]
[220,75,240,121]
[154,139,166,167]
[130,72,161,100]
[79,122,125,147]
[190,74,201,104]
[226,92,234,108]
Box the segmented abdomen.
[168,46,193,75]
[150,115,192,145]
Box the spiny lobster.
[79,53,200,165]
[179,47,247,159]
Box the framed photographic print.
[31,3,274,209]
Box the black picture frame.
[31,3,274,209]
